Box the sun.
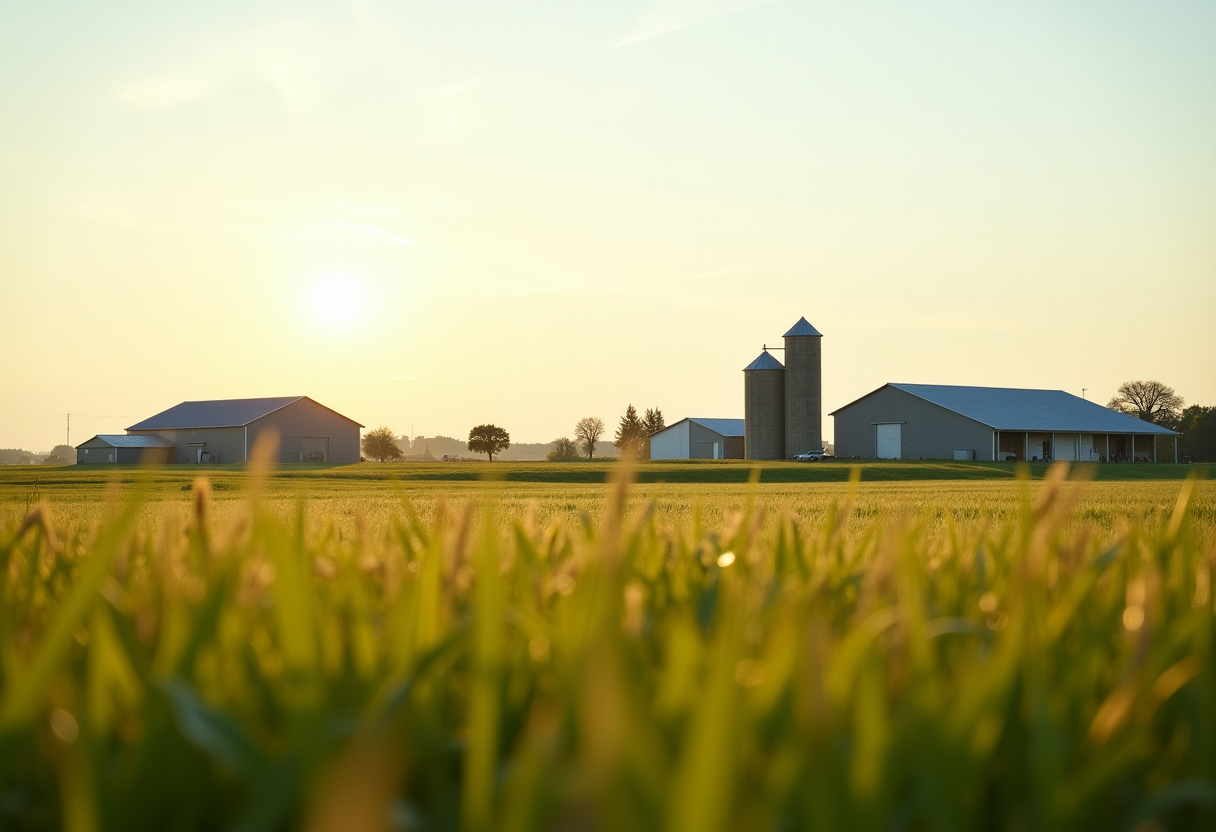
[305,276,368,328]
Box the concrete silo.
[744,350,785,460]
[783,317,823,457]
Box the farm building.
[650,418,745,460]
[76,434,174,465]
[832,383,1179,462]
[77,396,363,464]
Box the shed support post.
[1024,432,1028,462]
[1106,434,1110,463]
[1130,435,1135,462]
[1153,437,1157,464]
[993,430,997,462]
[1051,432,1056,463]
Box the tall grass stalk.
[0,465,1213,831]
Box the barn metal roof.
[743,351,784,371]
[686,418,746,437]
[783,317,822,337]
[874,384,1178,434]
[127,396,310,430]
[77,434,175,449]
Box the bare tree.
[574,417,605,459]
[1107,381,1184,427]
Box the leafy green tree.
[1107,380,1184,428]
[642,408,665,460]
[574,417,605,459]
[362,426,404,462]
[614,405,646,458]
[547,437,581,462]
[45,444,74,464]
[1178,405,1216,462]
[468,424,511,461]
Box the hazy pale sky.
[2,0,1214,452]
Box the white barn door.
[876,424,902,459]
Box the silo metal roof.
[870,384,1177,434]
[743,351,784,371]
[127,396,310,430]
[783,317,822,337]
[77,434,175,449]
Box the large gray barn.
[77,396,363,464]
[832,384,1179,462]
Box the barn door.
[876,424,902,459]
[302,437,329,463]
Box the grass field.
[3,461,1214,545]
[1,461,1214,831]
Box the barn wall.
[724,436,745,459]
[129,427,245,463]
[249,398,361,464]
[117,447,172,464]
[78,443,117,464]
[650,421,690,460]
[687,422,738,459]
[833,387,994,460]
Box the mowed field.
[2,460,1215,832]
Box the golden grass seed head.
[1123,605,1146,631]
[528,636,551,663]
[49,709,78,743]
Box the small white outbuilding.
[650,418,745,460]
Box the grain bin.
[783,317,822,457]
[744,350,785,460]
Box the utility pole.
[1082,388,1087,400]
[67,413,70,447]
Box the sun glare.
[306,276,367,328]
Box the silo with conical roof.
[744,350,785,460]
[783,317,823,457]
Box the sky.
[2,0,1214,452]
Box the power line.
[0,413,140,419]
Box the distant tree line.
[0,449,34,465]
[0,445,74,465]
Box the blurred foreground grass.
[1,463,1214,831]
